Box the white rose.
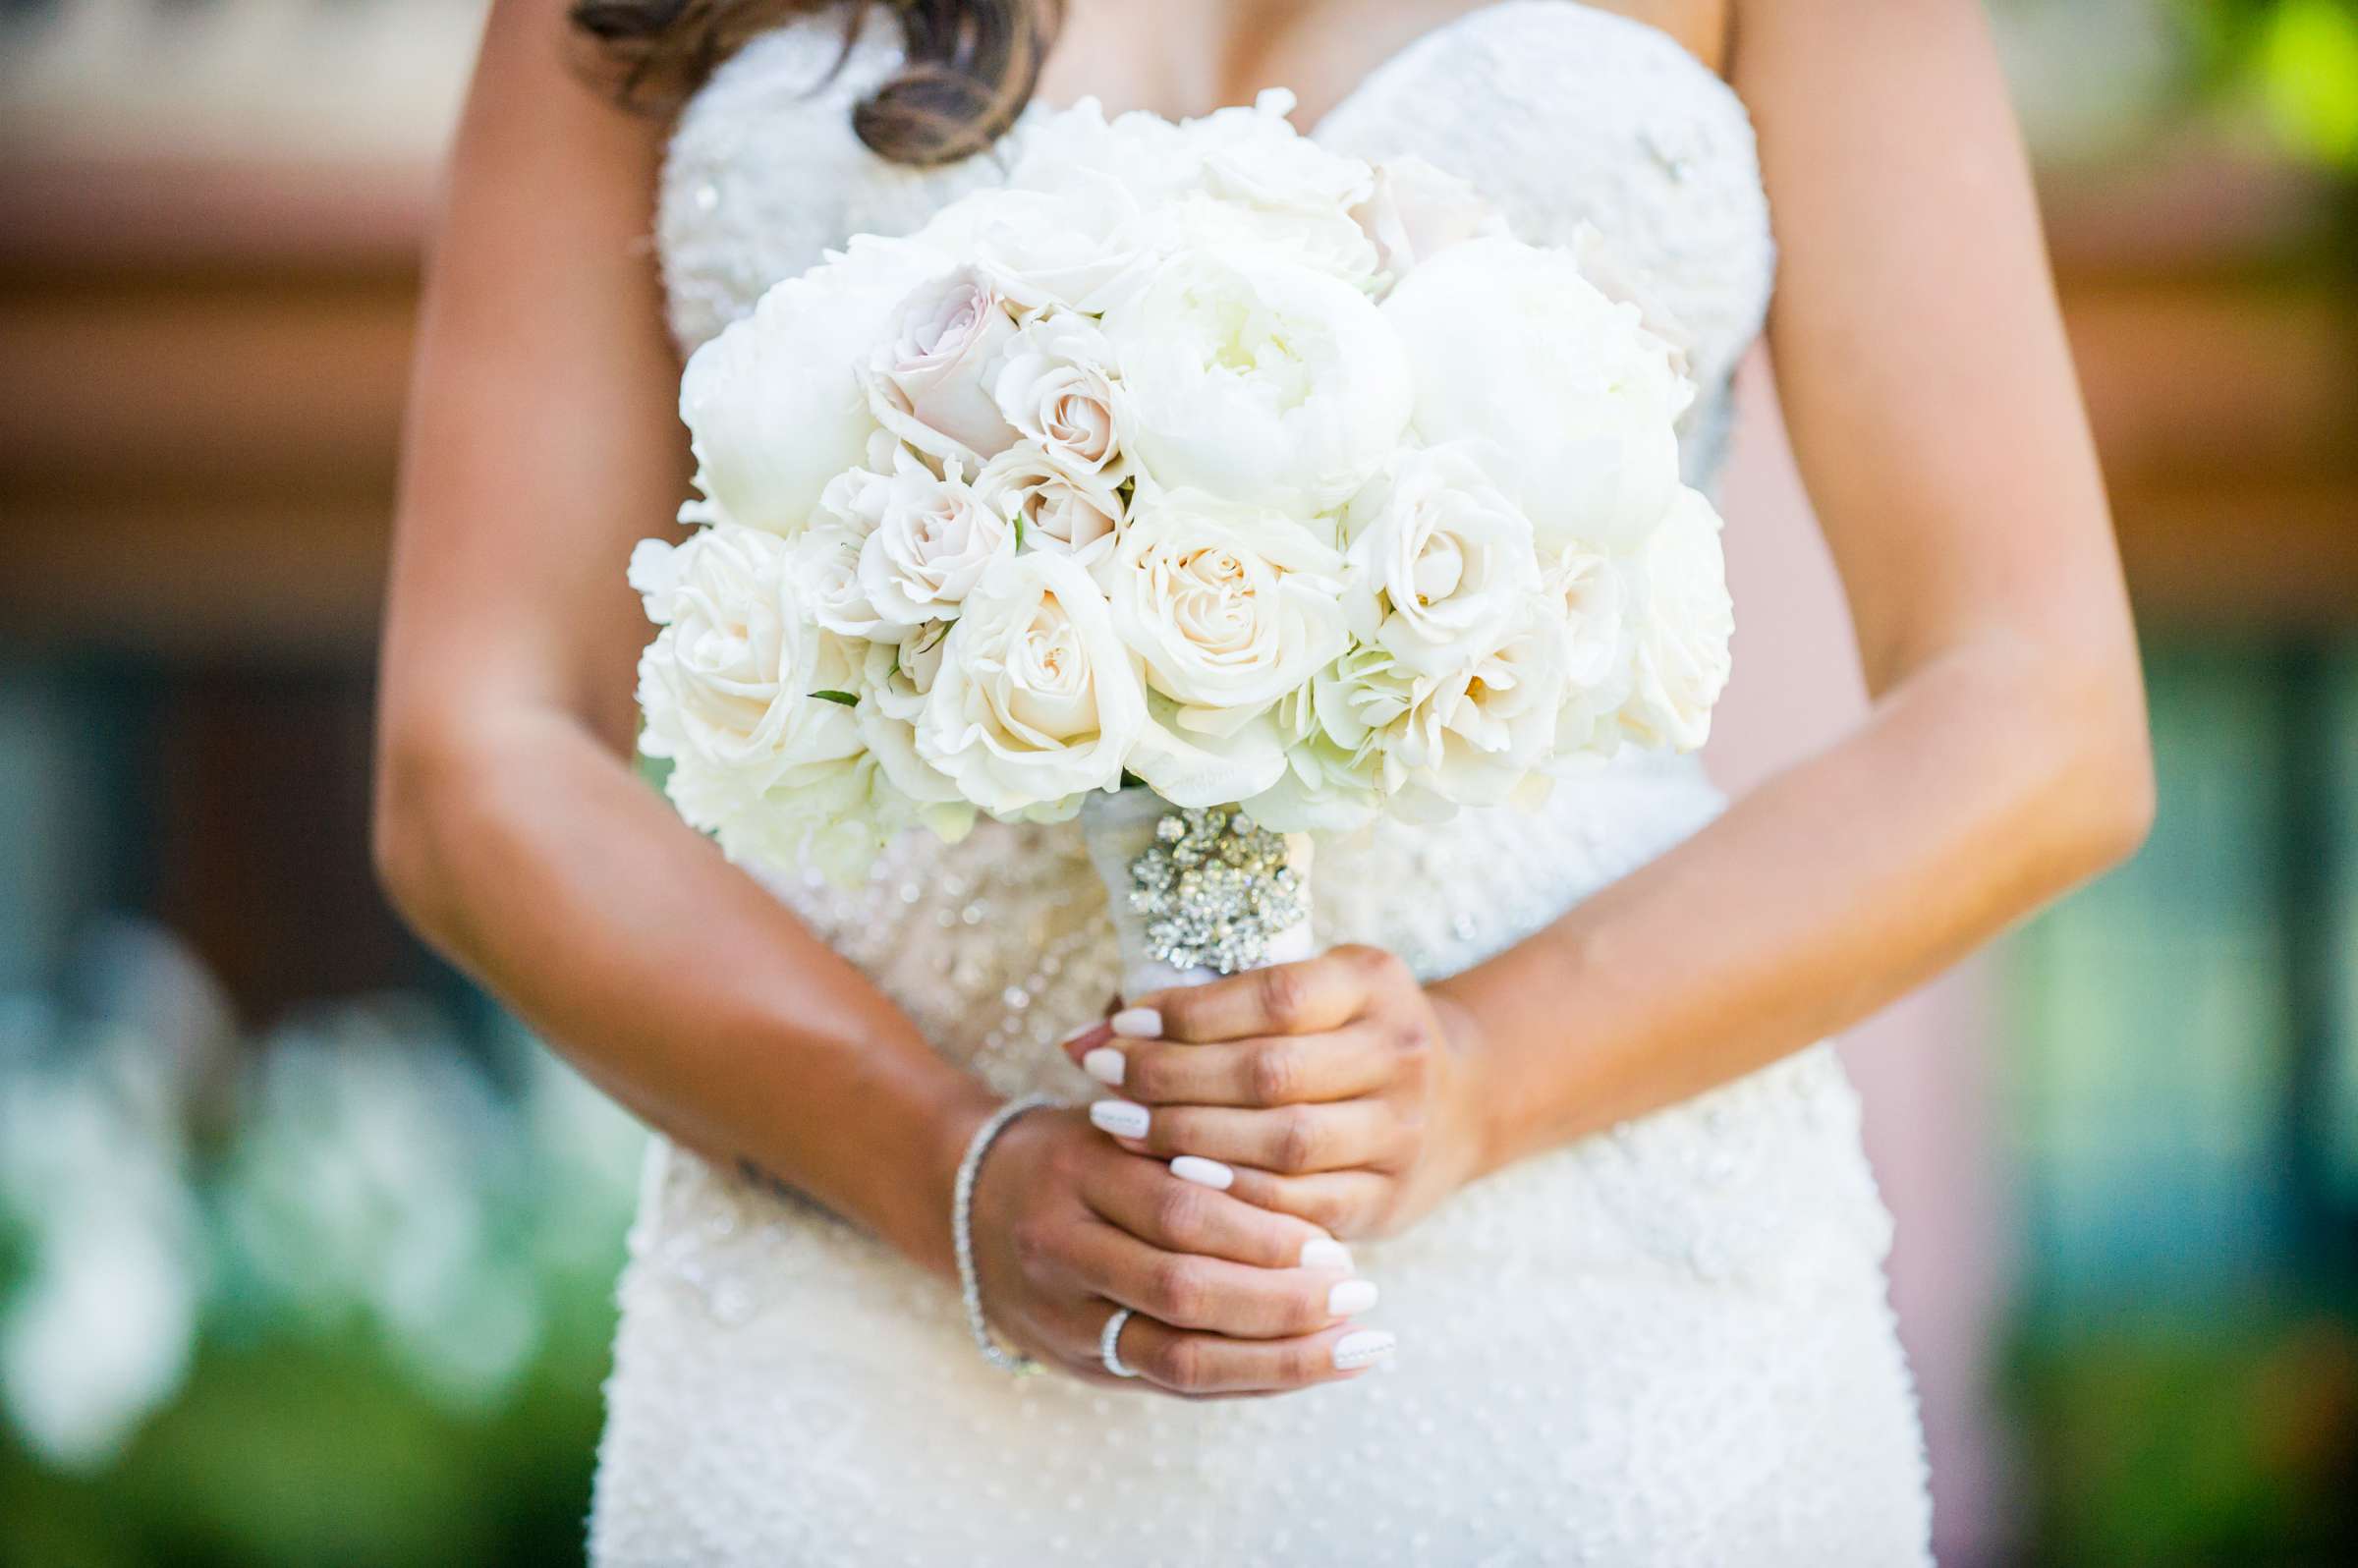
[1296,605,1564,818]
[1005,97,1196,208]
[1382,235,1692,553]
[1543,547,1638,760]
[1131,93,1380,281]
[855,452,1014,628]
[1101,492,1347,806]
[788,525,890,641]
[853,626,980,841]
[926,179,1157,317]
[630,527,865,826]
[1341,444,1542,679]
[1245,675,1386,833]
[1353,156,1505,296]
[1103,248,1411,514]
[917,551,1148,816]
[677,236,946,535]
[972,444,1126,568]
[990,313,1125,477]
[865,267,1024,466]
[709,750,928,887]
[1193,91,1374,213]
[1620,486,1733,752]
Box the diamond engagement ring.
[1099,1307,1141,1378]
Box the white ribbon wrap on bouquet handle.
[1078,788,1319,1002]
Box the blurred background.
[1,1,2353,1563]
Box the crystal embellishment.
[1124,805,1306,976]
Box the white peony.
[1382,235,1692,553]
[1102,491,1348,805]
[1341,443,1542,678]
[1103,247,1411,514]
[854,451,1014,628]
[678,235,947,536]
[1353,155,1505,296]
[630,527,865,829]
[972,443,1126,568]
[1620,486,1733,752]
[990,312,1126,477]
[865,266,1024,466]
[917,551,1148,816]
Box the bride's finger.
[1062,1220,1368,1340]
[1136,951,1372,1044]
[1215,1168,1395,1241]
[1080,1149,1345,1270]
[1092,1027,1393,1107]
[1115,1097,1403,1175]
[1114,1315,1396,1396]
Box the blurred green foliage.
[2181,0,2358,166]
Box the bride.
[375,1,2152,1561]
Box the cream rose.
[1381,236,1692,553]
[677,237,946,535]
[972,444,1126,568]
[865,267,1023,466]
[855,453,1014,628]
[917,552,1148,816]
[990,314,1125,477]
[1341,444,1543,679]
[1101,247,1411,515]
[1621,486,1733,752]
[629,527,865,829]
[1107,492,1346,724]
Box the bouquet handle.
[1079,790,1318,1003]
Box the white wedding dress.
[590,4,1935,1562]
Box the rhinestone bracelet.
[952,1092,1063,1374]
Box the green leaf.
[809,690,859,706]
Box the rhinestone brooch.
[1124,806,1306,976]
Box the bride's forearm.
[1434,629,2153,1177]
[374,706,999,1277]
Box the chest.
[1035,0,1730,128]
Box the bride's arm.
[1066,0,2155,1235]
[376,0,1376,1395]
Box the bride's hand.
[963,1105,1393,1394]
[1061,948,1491,1242]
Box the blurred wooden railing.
[1,143,2354,663]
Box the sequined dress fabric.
[590,4,1934,1561]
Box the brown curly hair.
[570,1,1062,166]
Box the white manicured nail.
[1110,1007,1162,1038]
[1327,1279,1379,1316]
[1332,1329,1395,1371]
[1082,1046,1126,1087]
[1090,1099,1151,1139]
[1169,1155,1233,1190]
[1299,1237,1355,1272]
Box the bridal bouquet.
[632,92,1731,989]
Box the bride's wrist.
[891,1085,1003,1280]
[1427,980,1507,1186]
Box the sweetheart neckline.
[1008,1,1743,146]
